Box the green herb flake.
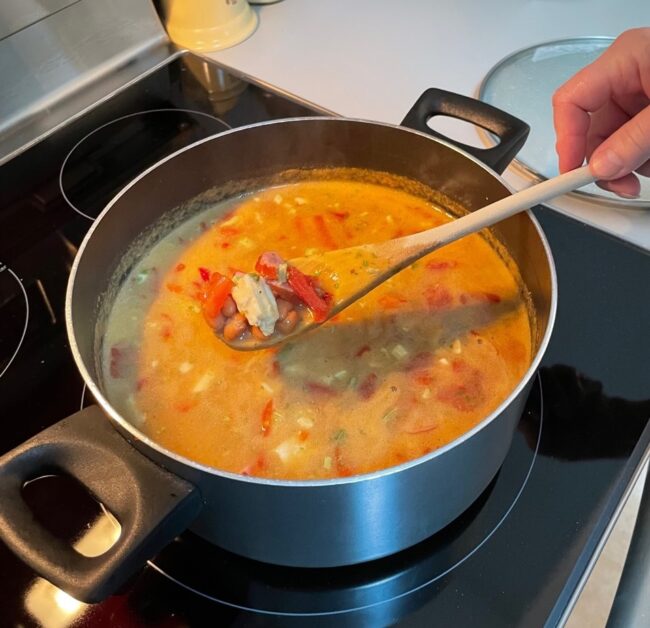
[332,428,347,442]
[382,407,398,423]
[135,269,150,284]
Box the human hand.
[552,28,650,198]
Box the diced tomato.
[241,455,266,477]
[334,446,353,477]
[294,216,307,238]
[460,291,501,305]
[378,293,407,309]
[313,214,337,249]
[414,372,433,386]
[255,251,285,280]
[254,453,267,472]
[202,272,234,321]
[355,345,370,357]
[452,359,465,373]
[328,210,350,221]
[261,399,274,436]
[198,267,211,282]
[358,373,378,399]
[109,343,135,378]
[305,381,336,396]
[404,352,432,372]
[175,401,196,413]
[425,284,453,310]
[219,225,240,237]
[426,260,457,270]
[287,265,330,322]
[159,313,173,340]
[437,366,485,412]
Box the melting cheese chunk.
[231,273,279,336]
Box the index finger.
[552,55,616,172]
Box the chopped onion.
[297,416,314,429]
[192,371,215,393]
[274,437,304,462]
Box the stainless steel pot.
[0,90,555,603]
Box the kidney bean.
[277,310,299,334]
[276,298,292,319]
[251,325,267,340]
[212,313,226,333]
[223,313,248,340]
[222,295,237,317]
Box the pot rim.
[65,116,557,488]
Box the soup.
[103,175,532,480]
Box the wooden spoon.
[224,166,594,350]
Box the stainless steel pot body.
[68,116,556,568]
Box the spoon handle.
[400,165,595,256]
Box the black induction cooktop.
[0,52,648,628]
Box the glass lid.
[479,37,650,209]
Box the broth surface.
[103,177,532,479]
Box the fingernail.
[618,191,640,200]
[590,150,625,179]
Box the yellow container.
[161,0,258,52]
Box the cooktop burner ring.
[0,264,29,380]
[80,383,89,410]
[145,373,544,618]
[59,108,232,221]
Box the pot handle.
[401,88,530,174]
[0,405,202,603]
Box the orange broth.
[102,178,532,479]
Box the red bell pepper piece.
[357,373,378,399]
[261,399,274,435]
[202,272,234,321]
[255,251,285,281]
[287,265,329,322]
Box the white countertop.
[205,0,650,250]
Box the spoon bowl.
[222,166,594,350]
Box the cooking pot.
[0,89,555,603]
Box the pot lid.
[479,37,650,209]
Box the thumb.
[589,104,650,180]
